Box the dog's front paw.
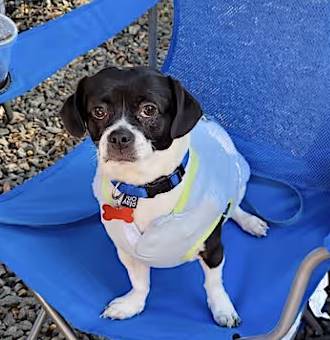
[240,215,268,237]
[101,290,146,320]
[208,296,241,328]
[213,309,241,328]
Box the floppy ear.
[169,76,202,139]
[60,77,87,138]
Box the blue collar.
[111,151,190,199]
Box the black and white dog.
[60,67,268,328]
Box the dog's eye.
[92,107,108,120]
[140,103,158,118]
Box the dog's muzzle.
[106,128,136,162]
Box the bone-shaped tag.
[102,204,134,223]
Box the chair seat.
[0,139,329,340]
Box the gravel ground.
[0,0,172,338]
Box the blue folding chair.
[1,1,330,339]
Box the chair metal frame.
[26,247,330,340]
[1,3,328,339]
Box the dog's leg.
[232,206,268,237]
[102,248,150,320]
[199,224,240,328]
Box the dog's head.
[60,67,202,163]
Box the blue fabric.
[164,0,330,192]
[0,0,157,103]
[111,150,189,199]
[0,141,329,339]
[0,0,330,339]
[324,235,330,253]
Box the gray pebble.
[0,306,6,318]
[19,319,33,331]
[0,295,21,306]
[4,325,24,338]
[3,312,15,326]
[5,272,17,280]
[21,297,36,306]
[17,147,26,158]
[128,24,141,35]
[0,128,9,136]
[14,282,23,292]
[0,286,12,299]
[30,96,44,108]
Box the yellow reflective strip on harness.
[101,177,114,205]
[173,149,199,214]
[182,200,233,261]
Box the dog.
[60,66,268,328]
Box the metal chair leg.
[27,308,47,340]
[148,4,158,69]
[33,291,78,340]
[238,247,330,340]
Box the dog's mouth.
[103,149,137,163]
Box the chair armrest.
[240,247,330,340]
[0,0,157,103]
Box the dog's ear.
[60,77,88,138]
[169,76,202,139]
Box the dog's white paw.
[209,299,241,328]
[101,291,146,320]
[240,215,269,237]
[213,310,241,328]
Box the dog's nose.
[108,128,135,148]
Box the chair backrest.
[163,0,330,191]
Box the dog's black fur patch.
[199,222,224,268]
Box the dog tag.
[120,194,139,209]
[102,204,134,223]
